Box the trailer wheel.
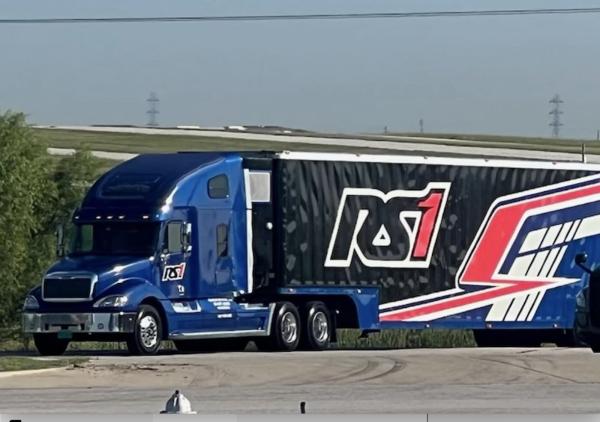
[300,302,331,351]
[255,302,300,352]
[33,333,69,356]
[126,304,163,355]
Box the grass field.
[380,131,600,154]
[0,330,476,354]
[35,127,600,157]
[35,128,394,155]
[0,356,88,372]
[336,329,476,349]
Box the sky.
[0,0,599,138]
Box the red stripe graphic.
[382,181,600,321]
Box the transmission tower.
[146,92,159,127]
[549,94,563,138]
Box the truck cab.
[22,152,380,355]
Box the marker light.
[23,295,40,310]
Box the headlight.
[23,295,39,311]
[94,295,128,308]
[576,291,587,308]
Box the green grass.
[0,356,88,372]
[0,330,474,352]
[35,129,394,155]
[379,131,600,154]
[336,329,476,349]
[34,127,600,160]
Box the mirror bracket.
[55,224,65,257]
[181,222,193,254]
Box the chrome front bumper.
[23,312,136,334]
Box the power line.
[2,7,600,24]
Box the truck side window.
[216,224,228,257]
[208,174,229,199]
[78,225,94,252]
[165,222,182,254]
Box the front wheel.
[126,304,163,355]
[33,333,69,356]
[255,302,300,351]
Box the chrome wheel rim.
[281,311,298,344]
[139,315,158,349]
[312,311,329,343]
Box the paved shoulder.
[0,348,598,413]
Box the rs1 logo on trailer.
[325,182,451,268]
[162,263,186,281]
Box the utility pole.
[146,92,159,127]
[419,118,424,134]
[549,94,563,138]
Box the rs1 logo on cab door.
[325,182,451,269]
[162,263,186,281]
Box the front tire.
[300,302,331,351]
[255,302,300,351]
[33,333,69,356]
[127,304,163,355]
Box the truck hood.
[46,255,155,297]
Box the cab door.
[159,219,193,300]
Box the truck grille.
[42,276,94,301]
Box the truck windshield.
[70,222,159,256]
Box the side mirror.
[575,252,592,274]
[55,224,65,257]
[181,222,192,253]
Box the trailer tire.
[33,334,69,356]
[300,302,331,351]
[126,304,163,355]
[255,302,300,352]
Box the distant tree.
[52,149,101,223]
[0,112,53,327]
[0,112,101,330]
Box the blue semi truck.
[22,151,600,354]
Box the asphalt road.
[1,347,599,414]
